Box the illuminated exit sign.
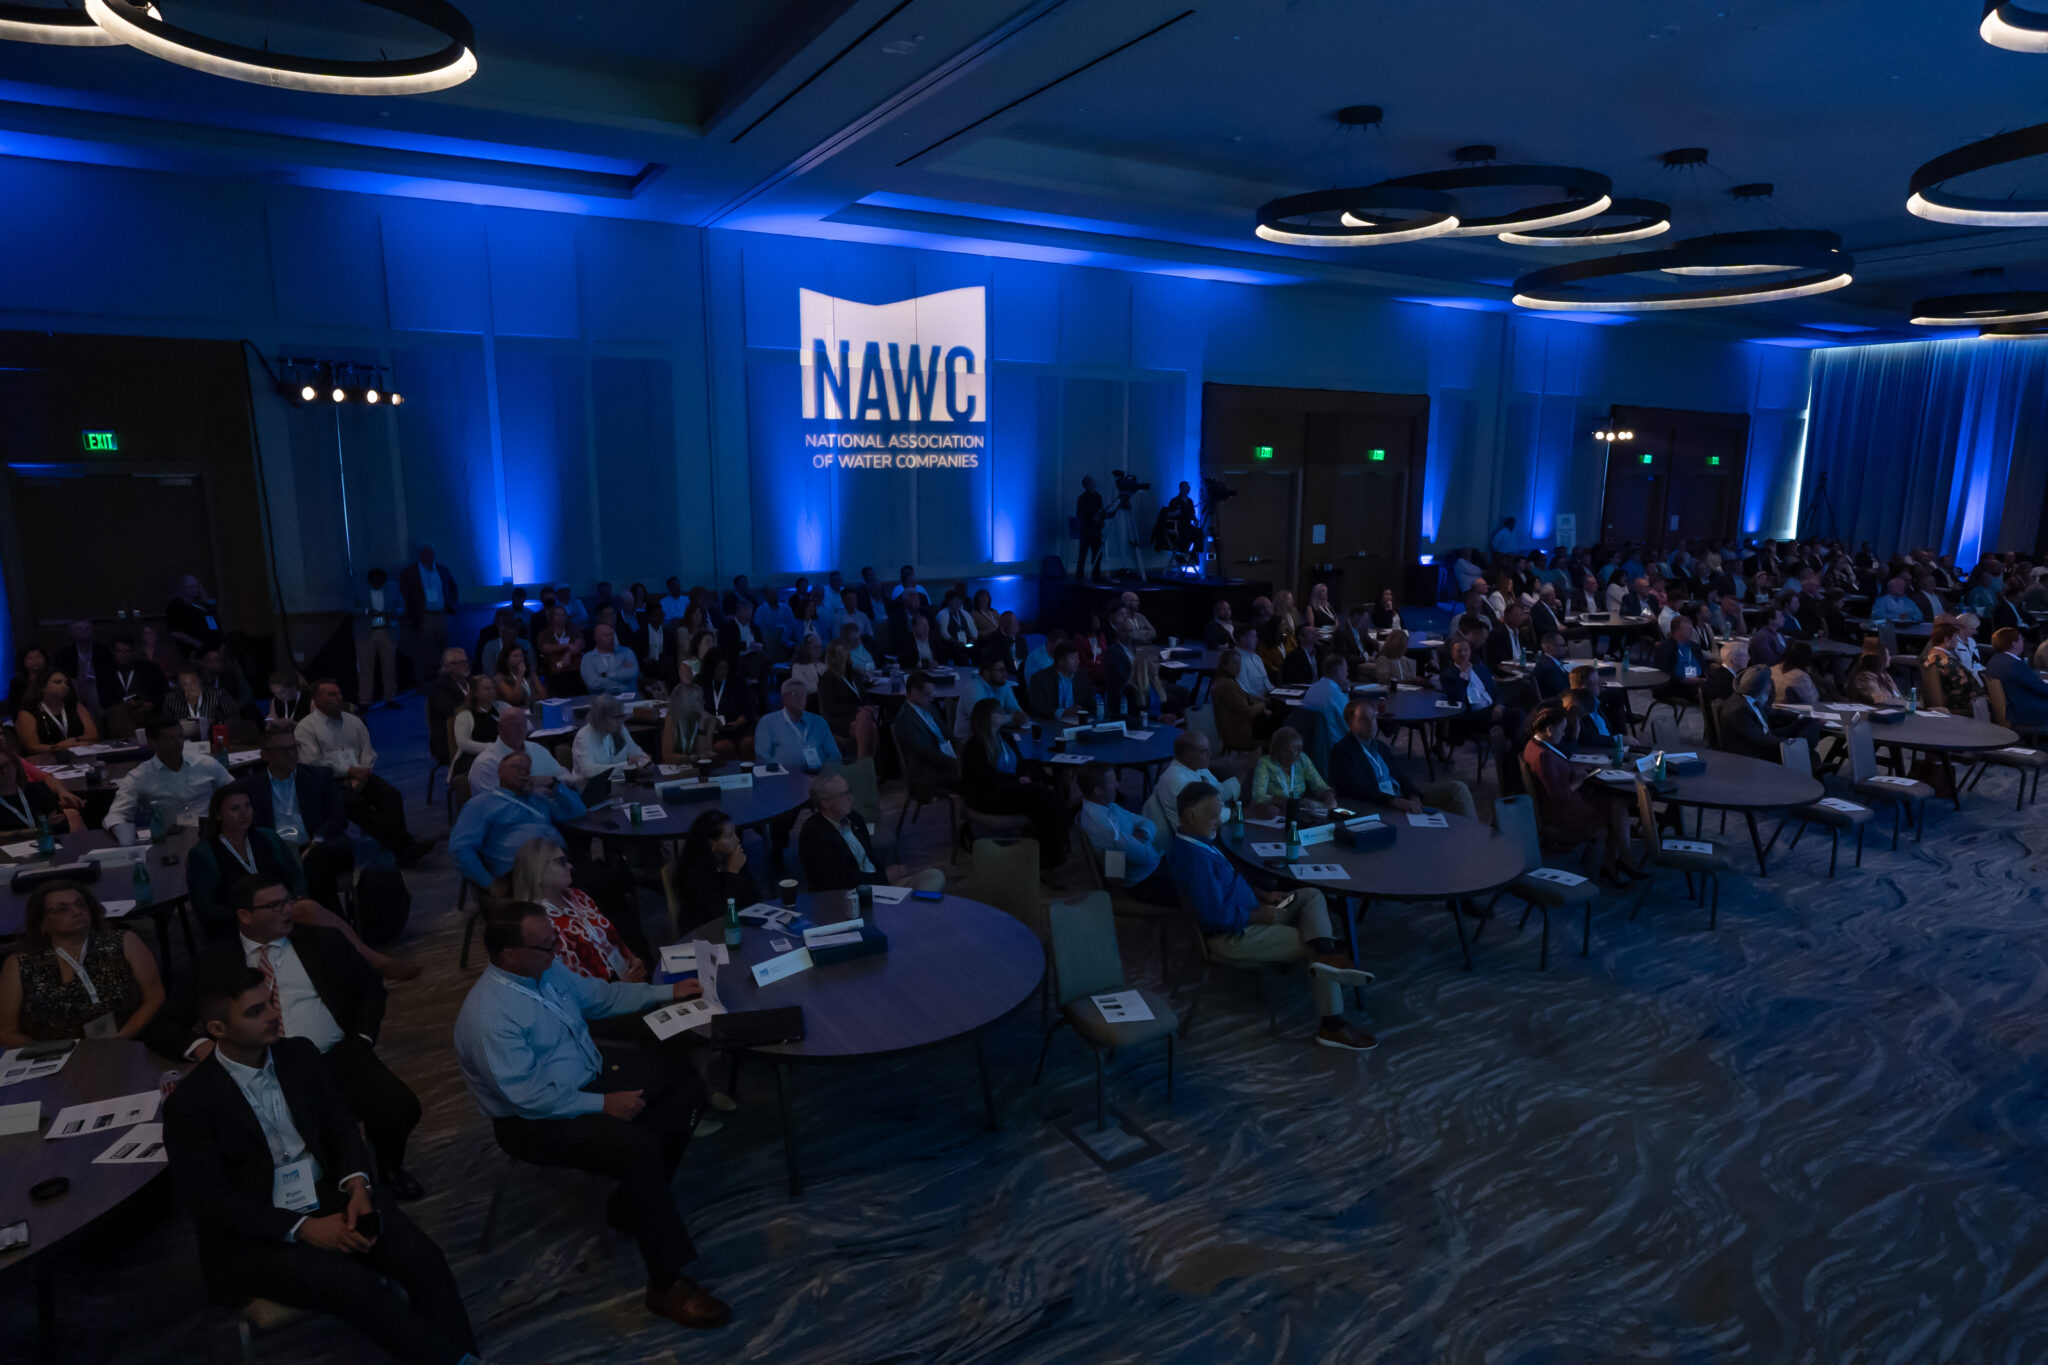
[1708,456,1721,466]
[82,430,118,452]
[1639,453,1654,465]
[1253,445,1274,460]
[1369,449,1386,461]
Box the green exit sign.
[1369,449,1386,462]
[1639,453,1654,465]
[1253,445,1274,460]
[1708,455,1721,466]
[82,430,118,452]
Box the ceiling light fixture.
[1513,231,1853,311]
[1256,186,1462,246]
[1592,426,1636,442]
[1908,291,2048,326]
[1979,320,2048,338]
[1981,0,2048,51]
[0,1,123,44]
[1907,121,2048,225]
[1500,196,1672,246]
[1374,164,1613,237]
[83,0,477,95]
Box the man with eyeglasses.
[454,900,729,1331]
[244,728,353,911]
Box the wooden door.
[1599,442,1662,546]
[1327,465,1409,606]
[1213,467,1297,583]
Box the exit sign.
[82,430,118,452]
[1369,449,1386,461]
[1639,453,1654,465]
[1253,445,1274,460]
[1708,455,1721,466]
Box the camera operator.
[1075,476,1106,582]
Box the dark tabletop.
[1563,613,1659,634]
[0,1039,185,1274]
[1014,720,1181,770]
[1374,685,1471,725]
[1601,666,1671,691]
[1583,747,1822,810]
[682,891,1043,1061]
[560,761,812,838]
[862,668,973,702]
[1219,812,1527,902]
[1158,646,1222,677]
[1803,706,2018,753]
[1,829,193,940]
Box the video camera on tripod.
[1106,468,1149,515]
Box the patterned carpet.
[8,696,2048,1364]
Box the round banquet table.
[1014,720,1181,777]
[682,890,1043,1193]
[862,667,972,704]
[1157,646,1220,700]
[1803,705,2019,808]
[0,1039,187,1357]
[558,761,812,841]
[1600,665,1670,692]
[1219,811,1527,970]
[1581,746,1821,872]
[1,829,194,962]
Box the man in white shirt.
[829,587,873,642]
[658,576,691,622]
[1141,730,1242,853]
[1299,654,1353,747]
[579,623,640,698]
[104,716,234,842]
[954,656,1028,739]
[1075,763,1173,903]
[296,680,430,864]
[468,706,576,794]
[1233,625,1274,698]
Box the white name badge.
[272,1157,319,1212]
[81,1014,118,1040]
[1294,822,1336,847]
[801,746,822,770]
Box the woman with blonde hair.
[818,638,879,758]
[1372,629,1417,686]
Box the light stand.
[1801,469,1841,542]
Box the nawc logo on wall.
[799,286,986,471]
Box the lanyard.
[782,711,809,745]
[54,941,99,1005]
[221,836,260,875]
[41,704,68,735]
[491,968,591,1036]
[0,791,33,827]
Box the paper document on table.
[48,1089,161,1139]
[1525,867,1589,887]
[0,1100,39,1135]
[1047,753,1092,765]
[1091,990,1153,1023]
[1286,863,1351,881]
[644,999,717,1039]
[1,841,39,858]
[803,918,863,943]
[1434,700,1463,710]
[1833,703,1874,713]
[227,750,263,765]
[100,900,138,919]
[805,931,864,949]
[93,1122,167,1165]
[751,946,814,987]
[659,941,730,974]
[1407,811,1449,828]
[1593,769,1634,782]
[657,764,688,776]
[1123,730,1154,741]
[737,902,793,924]
[40,765,91,780]
[712,773,756,790]
[866,884,913,904]
[637,804,667,823]
[1248,841,1287,858]
[0,1046,71,1087]
[1245,816,1283,829]
[1569,753,1607,765]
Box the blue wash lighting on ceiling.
[1803,321,1879,334]
[1747,337,1838,348]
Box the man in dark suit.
[1714,667,1815,760]
[797,770,941,892]
[1529,588,1565,641]
[52,619,115,715]
[890,672,961,788]
[98,633,168,718]
[987,612,1031,678]
[1990,578,2028,636]
[629,602,676,687]
[894,611,945,670]
[1532,632,1571,701]
[1988,627,2048,730]
[1483,602,1532,673]
[245,730,354,910]
[1026,641,1097,719]
[1328,698,1476,819]
[148,877,425,1199]
[164,965,477,1365]
[423,647,469,771]
[397,546,459,688]
[1650,615,1709,705]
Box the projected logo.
[799,286,985,470]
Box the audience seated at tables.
[957,697,1070,866]
[895,610,944,670]
[1210,649,1270,753]
[99,633,168,718]
[1922,621,1984,712]
[954,652,1028,738]
[1987,628,2048,728]
[535,604,585,693]
[1531,632,1571,700]
[0,880,164,1046]
[987,612,1030,677]
[0,747,79,834]
[451,751,632,923]
[15,668,97,754]
[1521,707,1644,888]
[450,674,504,778]
[424,646,470,771]
[1650,616,1708,697]
[937,590,979,655]
[573,693,651,782]
[1326,603,1373,665]
[244,728,354,910]
[468,706,577,795]
[693,649,756,756]
[52,620,112,716]
[1871,577,1922,624]
[890,670,960,790]
[755,679,841,776]
[798,770,945,893]
[1440,637,1523,753]
[298,680,431,865]
[148,875,425,1199]
[105,716,235,841]
[1248,725,1335,817]
[1369,588,1403,632]
[1483,602,1533,673]
[581,623,640,698]
[1073,612,1112,687]
[1020,626,1059,685]
[264,669,312,727]
[1329,698,1477,821]
[162,663,236,737]
[661,666,717,764]
[1165,781,1376,1052]
[1025,640,1095,720]
[1772,640,1824,707]
[1074,762,1174,904]
[787,636,827,695]
[1845,638,1905,706]
[166,573,225,656]
[454,901,728,1331]
[504,835,653,988]
[672,809,764,931]
[1715,666,1817,760]
[163,965,483,1364]
[1299,653,1354,743]
[1204,600,1237,649]
[1141,731,1242,851]
[199,647,257,719]
[1371,628,1417,687]
[475,610,525,678]
[815,640,879,759]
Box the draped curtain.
[1801,339,2048,563]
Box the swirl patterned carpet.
[9,699,2048,1364]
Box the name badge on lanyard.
[787,714,820,770]
[272,1157,320,1212]
[56,945,115,1037]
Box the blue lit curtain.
[1801,339,2048,563]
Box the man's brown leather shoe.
[646,1278,731,1329]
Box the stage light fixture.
[1501,197,1672,246]
[83,0,477,95]
[365,388,381,404]
[389,392,404,406]
[331,386,347,403]
[299,383,317,402]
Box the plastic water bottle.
[132,859,153,907]
[629,801,643,828]
[34,813,54,857]
[1613,734,1627,767]
[723,897,742,949]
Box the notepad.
[92,1122,167,1165]
[1124,729,1155,741]
[0,1100,39,1136]
[1661,838,1714,855]
[47,1090,160,1139]
[1407,811,1449,828]
[0,1046,71,1088]
[1091,990,1153,1023]
[1,841,39,858]
[1249,841,1287,858]
[658,941,730,974]
[866,884,913,904]
[1525,867,1589,887]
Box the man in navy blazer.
[242,730,354,909]
[1440,638,1522,748]
[1531,632,1571,701]
[1988,627,2048,729]
[1328,699,1476,819]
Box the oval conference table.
[1219,810,1528,971]
[1,1039,186,1360]
[1799,705,2018,808]
[1,829,195,965]
[1580,746,1822,873]
[681,890,1042,1194]
[1013,720,1181,780]
[557,760,812,843]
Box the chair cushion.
[1791,798,1872,827]
[1512,869,1599,906]
[1854,777,1933,802]
[1658,838,1733,871]
[1065,987,1180,1051]
[1983,746,2048,769]
[239,1298,310,1331]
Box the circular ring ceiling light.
[1979,320,2048,338]
[1512,231,1853,311]
[1374,165,1613,237]
[0,1,123,43]
[83,0,477,95]
[1981,0,2048,51]
[1499,196,1671,246]
[1907,122,2048,225]
[1909,291,2048,326]
[1255,186,1462,246]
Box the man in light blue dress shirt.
[1075,764,1174,903]
[454,901,729,1329]
[954,655,1028,738]
[579,623,640,697]
[753,681,842,772]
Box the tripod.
[1104,489,1149,579]
[1802,469,1841,541]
